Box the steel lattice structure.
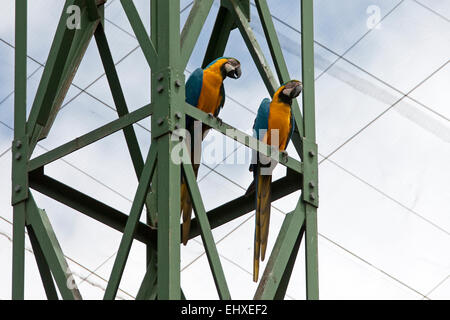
[12,0,318,300]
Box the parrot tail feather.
[253,172,272,282]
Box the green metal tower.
[12,0,318,300]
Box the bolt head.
[14,185,22,193]
[157,118,164,126]
[175,112,182,120]
[309,194,316,201]
[309,181,315,188]
[14,153,22,160]
[15,140,22,149]
[157,86,164,93]
[157,74,164,81]
[308,150,315,158]
[175,80,181,88]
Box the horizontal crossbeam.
[183,103,303,174]
[28,104,152,172]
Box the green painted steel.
[28,103,152,172]
[27,225,59,300]
[120,0,158,70]
[254,202,306,300]
[12,0,28,300]
[104,146,157,299]
[301,0,319,300]
[202,6,234,68]
[136,249,158,300]
[12,0,319,300]
[27,196,82,300]
[28,171,156,245]
[182,161,231,300]
[181,0,214,68]
[184,102,303,174]
[95,24,146,178]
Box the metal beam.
[301,0,319,300]
[28,104,152,172]
[104,145,157,300]
[183,102,303,174]
[182,161,231,300]
[254,202,305,300]
[12,0,28,300]
[26,195,82,300]
[95,24,147,178]
[202,5,235,68]
[180,0,214,68]
[120,0,158,70]
[27,1,101,154]
[28,170,156,245]
[27,224,59,300]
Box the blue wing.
[185,68,203,130]
[253,98,271,141]
[249,98,271,172]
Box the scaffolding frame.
[12,0,318,300]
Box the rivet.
[15,153,22,160]
[308,150,315,158]
[309,181,315,188]
[157,86,164,93]
[175,80,181,88]
[16,140,22,149]
[157,73,164,82]
[157,118,164,126]
[174,124,180,130]
[175,112,182,120]
[14,185,22,193]
[309,194,316,201]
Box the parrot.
[248,80,303,282]
[181,57,242,245]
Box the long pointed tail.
[253,171,272,282]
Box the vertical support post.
[151,0,184,300]
[301,0,319,300]
[12,0,28,300]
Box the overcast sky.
[0,0,449,300]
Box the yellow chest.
[197,69,223,114]
[267,101,291,151]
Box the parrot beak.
[224,62,242,79]
[282,81,303,98]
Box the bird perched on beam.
[247,80,302,282]
[181,57,242,245]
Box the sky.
[0,0,449,300]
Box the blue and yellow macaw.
[249,80,302,282]
[181,57,242,245]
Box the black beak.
[227,65,242,79]
[290,82,302,98]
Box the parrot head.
[281,80,303,100]
[222,58,242,79]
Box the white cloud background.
[0,0,449,300]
